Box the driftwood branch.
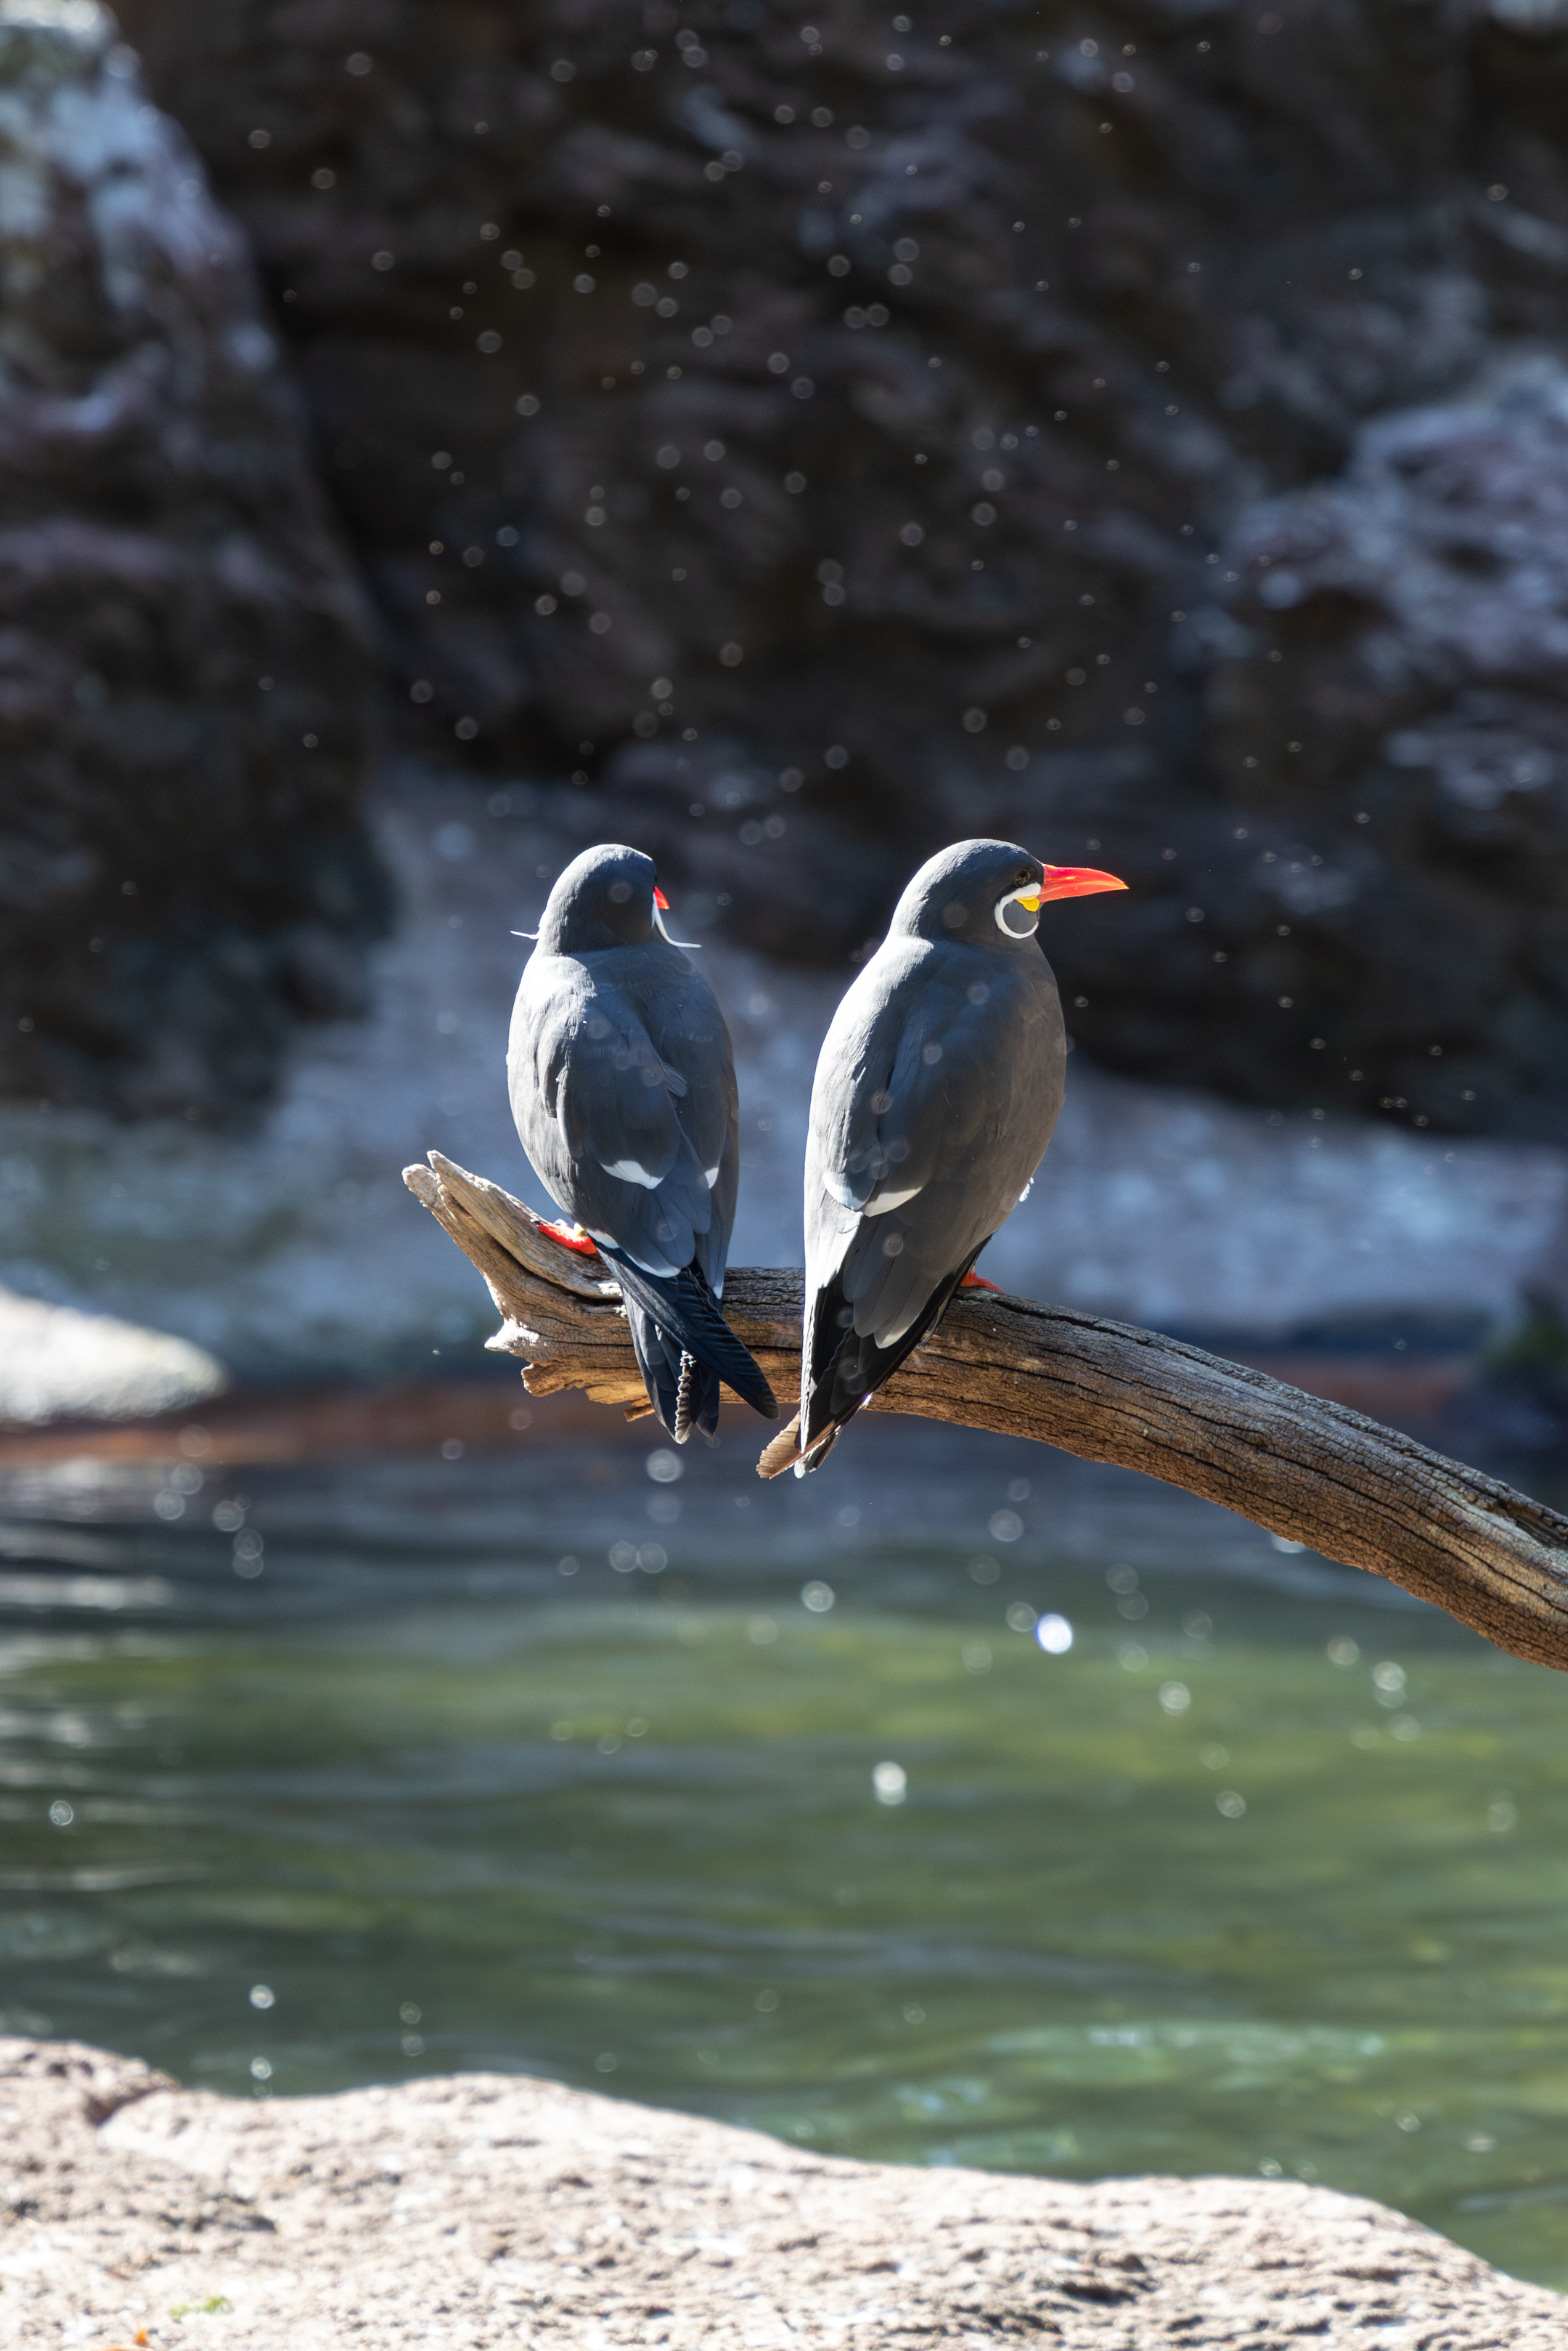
[404,1150,1568,1674]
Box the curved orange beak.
[653,885,670,910]
[1035,864,1127,904]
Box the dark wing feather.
[803,1252,982,1448]
[799,939,1064,1460]
[509,940,774,1435]
[509,948,711,1279]
[635,961,740,1296]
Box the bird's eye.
[608,879,632,904]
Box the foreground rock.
[1,2040,1561,2349]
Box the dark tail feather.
[624,1302,723,1446]
[609,1252,777,1432]
[798,1251,980,1470]
[671,1349,723,1443]
[623,1297,682,1440]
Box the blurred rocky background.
[0,3,388,1120]
[9,0,1568,1410]
[89,0,1568,1143]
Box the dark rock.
[105,0,1568,1133]
[0,4,386,1123]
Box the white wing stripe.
[861,1185,923,1216]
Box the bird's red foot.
[539,1218,600,1257]
[960,1270,1004,1292]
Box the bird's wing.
[807,942,936,1217]
[804,944,1063,1365]
[508,953,714,1279]
[807,940,1015,1231]
[636,960,740,1296]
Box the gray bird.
[792,839,1126,1473]
[507,843,777,1442]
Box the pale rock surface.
[0,1286,225,1423]
[0,2038,1563,2350]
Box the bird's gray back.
[510,938,740,1289]
[804,935,1065,1347]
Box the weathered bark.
[404,1151,1568,1674]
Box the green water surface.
[2,1435,1567,2291]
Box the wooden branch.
[404,1151,1568,1674]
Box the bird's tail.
[622,1298,724,1444]
[785,1251,980,1476]
[608,1253,778,1443]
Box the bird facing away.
[789,839,1126,1475]
[507,843,777,1443]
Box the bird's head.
[891,839,1127,952]
[537,843,675,953]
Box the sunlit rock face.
[0,0,386,1122]
[1203,359,1568,1139]
[95,0,1568,1136]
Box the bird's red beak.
[1036,864,1128,902]
[653,886,670,910]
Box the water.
[2,1417,1568,2291]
